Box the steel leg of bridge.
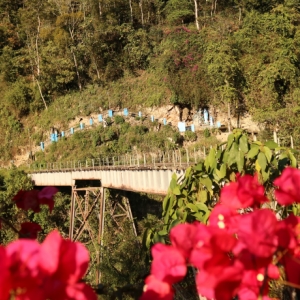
[96,187,106,284]
[68,186,102,285]
[69,185,75,240]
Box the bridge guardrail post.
[186,148,189,164]
[180,150,182,167]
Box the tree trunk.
[35,15,41,76]
[129,0,133,23]
[71,48,82,91]
[193,0,200,30]
[35,76,48,110]
[139,0,144,26]
[228,102,231,132]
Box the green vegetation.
[0,0,298,161]
[143,129,297,248]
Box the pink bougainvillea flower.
[196,261,243,300]
[0,246,11,300]
[13,190,41,212]
[38,186,59,212]
[274,167,300,205]
[281,252,300,286]
[39,230,97,300]
[220,174,268,209]
[150,243,187,284]
[12,187,58,213]
[237,264,279,300]
[276,213,300,250]
[189,224,236,271]
[140,275,174,300]
[235,209,278,258]
[19,222,42,239]
[170,222,198,259]
[7,239,41,291]
[209,204,241,234]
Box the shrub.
[184,131,197,142]
[203,128,211,138]
[114,115,125,124]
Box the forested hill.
[0,0,300,162]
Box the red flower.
[13,190,40,212]
[280,252,300,286]
[13,187,58,213]
[151,243,187,284]
[274,167,300,205]
[170,223,198,259]
[196,261,243,300]
[140,275,174,300]
[38,186,59,212]
[19,222,42,239]
[235,209,278,258]
[209,204,241,234]
[39,230,96,299]
[7,239,41,291]
[220,174,268,209]
[0,246,11,300]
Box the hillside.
[0,0,300,164]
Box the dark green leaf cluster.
[144,129,297,247]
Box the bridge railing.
[29,148,208,172]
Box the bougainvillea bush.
[141,167,300,300]
[0,186,97,300]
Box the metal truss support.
[109,192,137,237]
[69,186,102,284]
[68,186,137,284]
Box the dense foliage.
[0,0,300,162]
[143,129,297,247]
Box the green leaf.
[153,232,165,244]
[247,146,260,159]
[169,219,181,229]
[200,177,213,192]
[257,152,267,171]
[195,202,209,213]
[162,196,170,215]
[288,151,297,168]
[227,133,235,149]
[173,186,181,195]
[263,146,272,163]
[197,190,208,203]
[222,150,229,164]
[228,142,239,166]
[158,229,168,236]
[216,149,222,160]
[194,163,203,171]
[261,170,269,182]
[142,228,152,249]
[170,173,177,190]
[237,150,245,172]
[265,140,278,149]
[239,135,249,153]
[186,203,199,212]
[219,163,227,178]
[204,148,216,171]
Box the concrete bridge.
[31,167,184,195]
[29,150,204,194]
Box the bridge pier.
[68,182,137,284]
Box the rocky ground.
[13,105,261,167]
